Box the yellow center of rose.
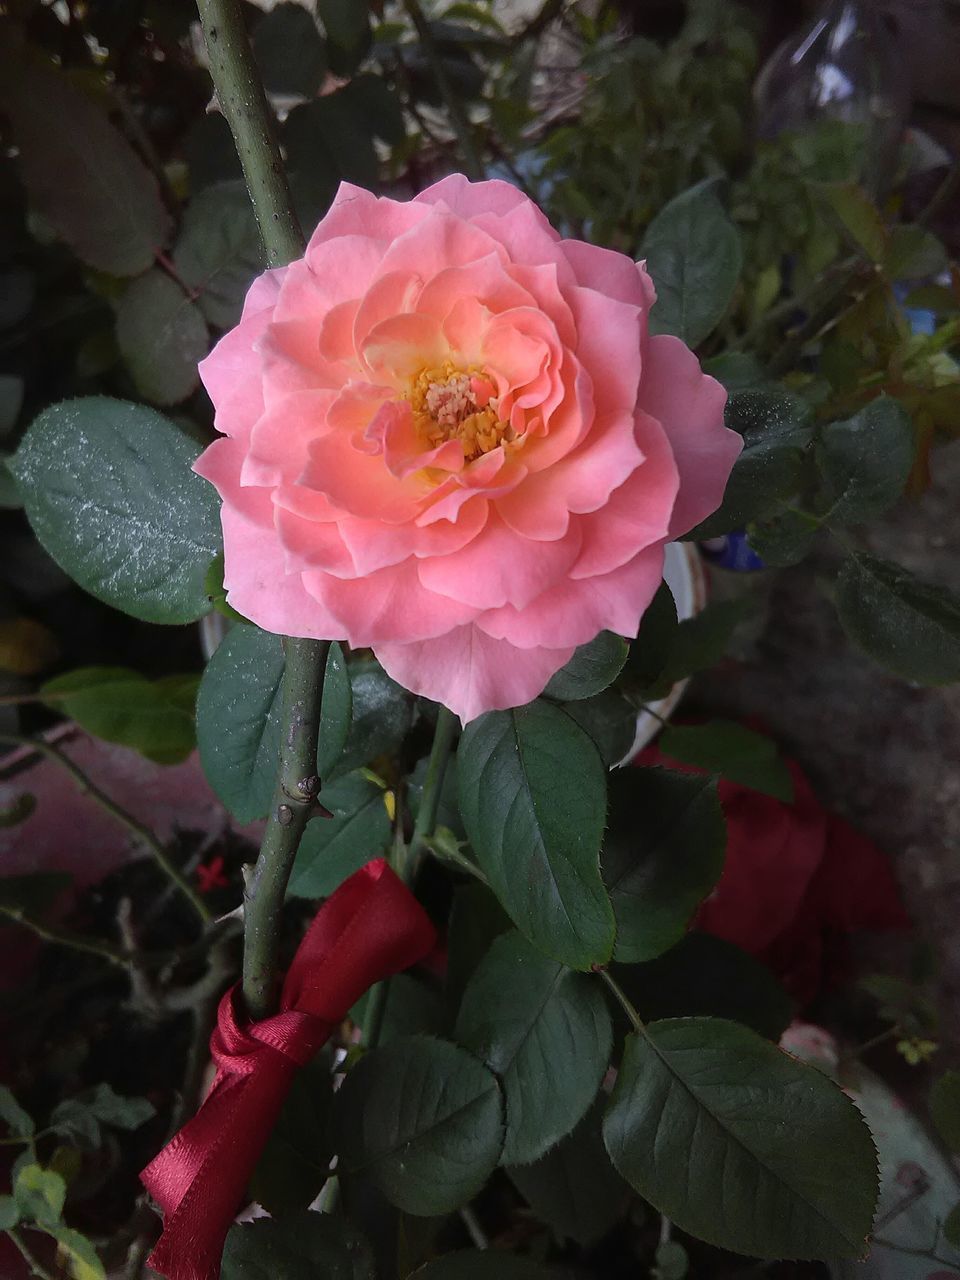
[409,360,514,461]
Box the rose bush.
[196,176,741,720]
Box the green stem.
[194,0,332,1023]
[241,638,330,1021]
[402,0,484,180]
[597,967,645,1034]
[397,705,459,884]
[195,0,304,266]
[0,733,210,925]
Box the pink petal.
[568,284,643,418]
[374,206,505,282]
[476,544,665,649]
[220,503,340,640]
[303,427,429,524]
[375,626,576,724]
[198,301,276,441]
[361,311,448,381]
[353,271,423,349]
[562,239,650,308]
[194,437,272,529]
[417,514,582,610]
[307,182,431,252]
[241,389,336,488]
[638,334,740,538]
[335,495,489,577]
[306,558,478,646]
[415,175,534,221]
[417,253,533,324]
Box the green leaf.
[445,882,513,1014]
[287,772,392,898]
[816,398,915,523]
[543,631,628,701]
[885,224,949,281]
[334,1036,503,1216]
[559,688,638,768]
[455,930,612,1165]
[643,183,742,347]
[284,90,378,192]
[316,0,372,71]
[250,1057,333,1214]
[821,183,887,262]
[49,1085,153,1150]
[746,510,819,568]
[930,1070,960,1152]
[659,720,794,801]
[46,1225,106,1280]
[331,661,412,778]
[14,1164,66,1225]
[0,32,170,275]
[688,390,814,540]
[703,351,768,393]
[413,1254,563,1279]
[943,1200,960,1249]
[350,974,445,1047]
[0,1086,34,1139]
[602,768,726,963]
[116,271,209,407]
[0,1195,19,1229]
[253,4,327,96]
[506,1100,628,1245]
[835,554,960,685]
[603,1019,879,1258]
[173,182,260,330]
[624,581,679,693]
[457,702,614,970]
[10,398,220,624]
[197,629,352,823]
[638,597,754,698]
[42,667,197,765]
[613,934,794,1042]
[222,1211,374,1280]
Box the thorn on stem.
[277,804,294,826]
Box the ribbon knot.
[140,860,436,1280]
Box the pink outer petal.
[373,207,506,282]
[637,334,740,538]
[258,319,350,400]
[274,240,382,322]
[507,261,576,347]
[242,389,336,488]
[496,406,648,541]
[335,495,489,577]
[198,289,280,440]
[417,513,582,610]
[220,504,340,641]
[475,543,665,650]
[569,427,677,579]
[306,559,479,646]
[417,449,527,524]
[353,271,423,350]
[375,626,576,724]
[275,503,357,577]
[415,175,535,221]
[307,182,431,253]
[241,266,286,320]
[562,239,651,308]
[194,437,271,528]
[567,284,643,418]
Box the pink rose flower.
[196,176,741,721]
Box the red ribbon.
[140,859,436,1280]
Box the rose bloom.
[196,176,741,721]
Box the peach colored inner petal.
[361,311,449,382]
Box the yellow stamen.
[408,361,513,461]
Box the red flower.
[638,744,910,1005]
[195,855,229,894]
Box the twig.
[0,903,132,969]
[396,705,459,884]
[0,732,210,926]
[8,1229,57,1280]
[460,1205,489,1250]
[402,0,484,180]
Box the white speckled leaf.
[10,397,220,624]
